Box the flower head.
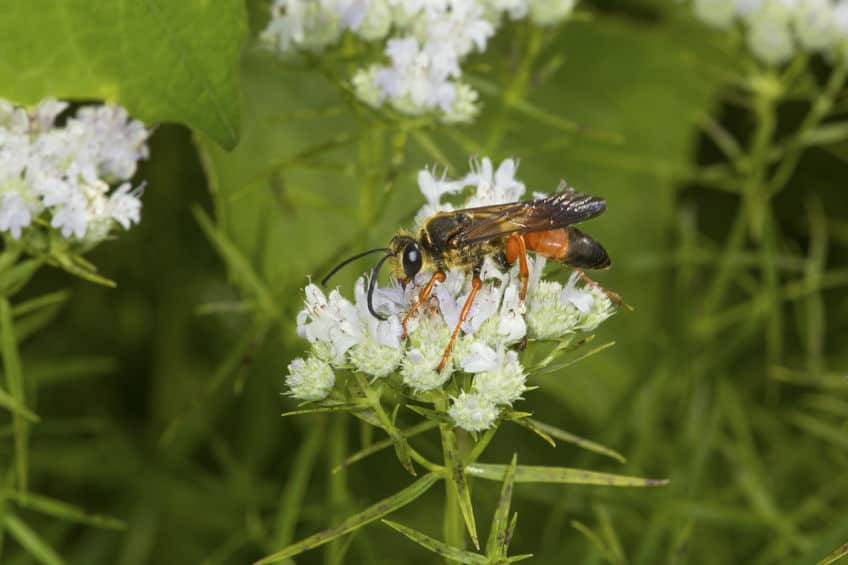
[262,0,582,121]
[0,98,149,244]
[285,157,618,430]
[286,356,337,400]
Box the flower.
[262,0,581,121]
[286,356,337,400]
[687,0,848,63]
[285,157,618,424]
[448,391,500,431]
[0,98,149,244]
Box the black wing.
[451,188,606,246]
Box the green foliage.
[0,0,246,148]
[2,1,848,564]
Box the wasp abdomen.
[523,228,610,270]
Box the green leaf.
[381,519,488,564]
[0,298,28,490]
[817,542,848,565]
[272,423,324,550]
[0,0,246,148]
[1,490,125,530]
[193,206,278,316]
[0,386,39,422]
[440,423,479,550]
[281,402,369,417]
[11,291,70,318]
[486,454,518,560]
[332,420,439,474]
[4,514,65,565]
[523,418,627,463]
[465,463,668,487]
[0,259,43,297]
[255,473,440,564]
[407,404,453,424]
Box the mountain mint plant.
[267,159,662,565]
[262,0,579,122]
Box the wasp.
[322,186,618,371]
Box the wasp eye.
[402,244,422,278]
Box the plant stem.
[325,414,350,565]
[435,397,464,564]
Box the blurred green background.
[3,1,848,563]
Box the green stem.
[0,298,27,492]
[435,397,464,563]
[325,414,350,565]
[767,56,848,196]
[484,26,545,155]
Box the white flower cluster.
[690,0,848,65]
[0,99,149,244]
[262,0,578,122]
[285,157,616,432]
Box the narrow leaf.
[465,464,668,487]
[381,520,488,564]
[272,423,324,549]
[510,417,556,448]
[0,259,42,296]
[0,386,39,422]
[4,514,65,565]
[407,404,453,424]
[333,420,439,474]
[817,542,848,565]
[486,453,518,559]
[441,424,480,549]
[1,490,125,530]
[193,206,277,315]
[524,418,626,463]
[11,291,70,318]
[254,473,439,564]
[0,298,28,490]
[281,403,368,417]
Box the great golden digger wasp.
[322,186,621,371]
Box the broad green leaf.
[465,463,668,487]
[0,298,28,490]
[4,514,65,565]
[255,473,440,564]
[1,490,125,530]
[0,0,246,148]
[486,454,518,560]
[381,519,488,565]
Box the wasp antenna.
[367,254,393,321]
[321,247,390,287]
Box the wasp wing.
[451,188,606,246]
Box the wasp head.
[387,233,423,281]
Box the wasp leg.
[575,269,627,308]
[401,271,446,339]
[505,233,530,301]
[437,274,483,372]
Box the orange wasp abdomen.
[523,229,570,261]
